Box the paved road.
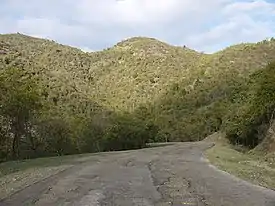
[1,142,275,206]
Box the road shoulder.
[205,133,275,190]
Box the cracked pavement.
[1,142,275,206]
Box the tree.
[0,68,42,158]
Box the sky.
[1,0,275,53]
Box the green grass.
[0,142,174,179]
[206,140,275,189]
[0,153,95,178]
[0,152,101,199]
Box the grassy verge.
[0,145,166,200]
[0,153,97,200]
[205,134,275,189]
[0,143,166,179]
[0,153,94,178]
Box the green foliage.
[252,62,275,112]
[36,118,76,156]
[223,62,275,148]
[0,66,159,161]
[0,68,42,117]
[102,114,147,151]
[0,68,43,160]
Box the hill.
[1,33,275,161]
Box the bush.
[36,118,77,156]
[102,113,159,151]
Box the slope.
[134,39,275,141]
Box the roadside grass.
[0,153,98,200]
[0,143,172,178]
[0,144,173,200]
[0,153,95,178]
[146,142,175,148]
[206,133,275,189]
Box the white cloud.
[187,17,274,52]
[223,0,275,15]
[76,0,184,25]
[186,0,275,52]
[75,0,229,26]
[0,0,275,53]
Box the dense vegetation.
[223,62,275,148]
[0,66,158,161]
[1,33,275,161]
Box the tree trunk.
[11,119,24,159]
[12,132,19,159]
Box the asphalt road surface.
[1,142,275,206]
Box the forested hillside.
[1,33,275,161]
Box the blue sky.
[1,0,275,53]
